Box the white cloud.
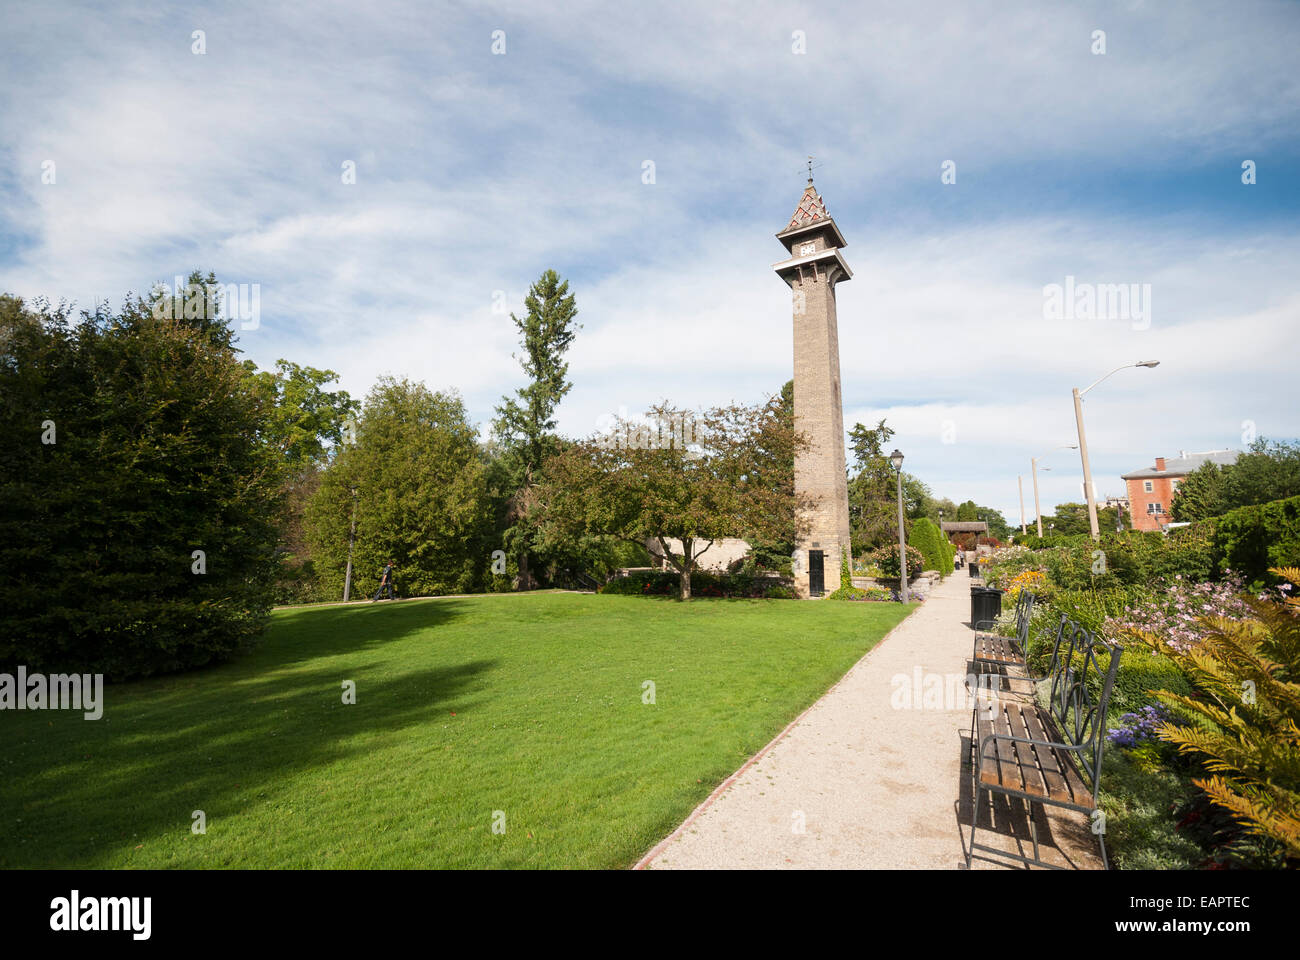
[1,0,1297,526]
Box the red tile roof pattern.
[786,183,829,229]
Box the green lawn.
[1,593,914,868]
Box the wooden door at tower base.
[808,550,824,596]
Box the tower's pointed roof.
[786,180,829,229]
[775,177,847,253]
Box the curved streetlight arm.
[1078,361,1158,397]
[1078,363,1134,397]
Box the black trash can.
[968,561,979,578]
[970,586,1004,628]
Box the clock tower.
[772,177,853,598]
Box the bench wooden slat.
[976,702,1021,793]
[1005,700,1045,799]
[976,701,1094,809]
[975,633,1024,665]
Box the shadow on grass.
[0,599,497,867]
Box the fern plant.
[1125,567,1300,862]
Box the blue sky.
[2,0,1298,523]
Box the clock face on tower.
[799,241,816,256]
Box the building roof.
[940,521,988,533]
[785,181,829,230]
[1121,449,1240,480]
[775,180,849,251]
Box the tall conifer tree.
[491,270,580,588]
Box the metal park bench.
[972,589,1035,669]
[967,619,1122,869]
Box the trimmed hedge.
[909,518,949,579]
[1211,494,1300,588]
[826,584,895,602]
[599,570,795,598]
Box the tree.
[1171,440,1300,522]
[847,419,901,552]
[491,270,580,588]
[743,380,798,571]
[909,517,949,578]
[0,285,286,679]
[1221,439,1300,511]
[537,399,811,599]
[1170,461,1230,521]
[244,359,358,470]
[845,418,940,552]
[1048,502,1092,536]
[306,378,492,597]
[950,501,1012,540]
[243,360,358,602]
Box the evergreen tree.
[491,270,580,588]
[847,418,900,552]
[1170,461,1230,521]
[909,517,948,578]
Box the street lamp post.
[1031,445,1077,537]
[1073,361,1161,539]
[343,486,358,602]
[890,449,908,603]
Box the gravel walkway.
[636,573,1102,870]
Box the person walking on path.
[371,560,396,602]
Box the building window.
[1147,502,1164,515]
[1143,480,1154,493]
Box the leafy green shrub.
[1098,749,1207,870]
[826,584,894,601]
[598,570,795,599]
[0,290,285,681]
[1211,495,1300,588]
[1128,580,1300,863]
[1051,586,1154,634]
[909,517,948,578]
[1005,528,1216,593]
[870,543,924,579]
[1154,524,1216,582]
[598,572,676,595]
[1109,649,1194,715]
[1017,533,1091,551]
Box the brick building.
[1120,449,1239,531]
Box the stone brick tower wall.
[773,181,853,598]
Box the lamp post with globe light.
[890,449,908,603]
